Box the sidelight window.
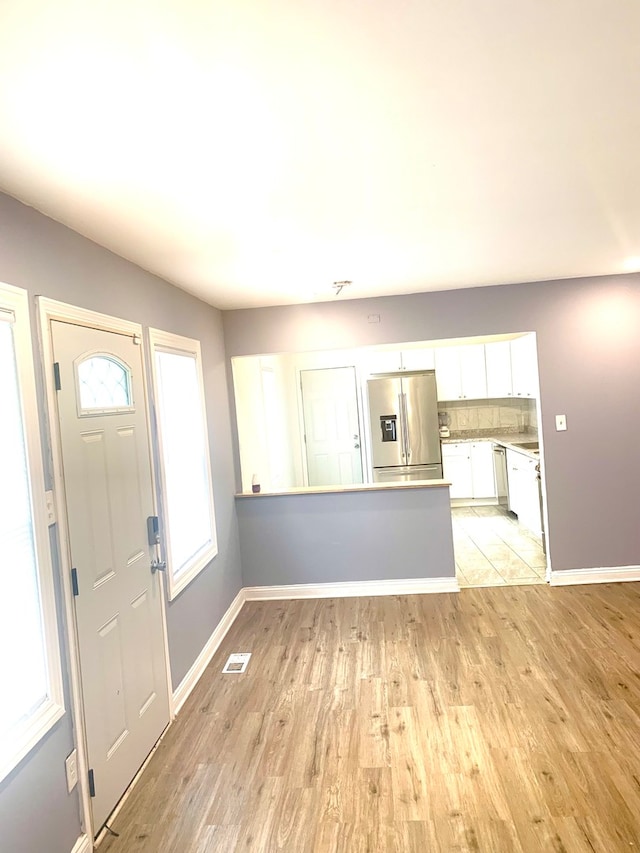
[0,283,64,782]
[149,329,217,599]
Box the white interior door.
[51,321,169,832]
[301,367,363,486]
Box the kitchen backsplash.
[439,398,537,437]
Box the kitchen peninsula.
[235,479,456,593]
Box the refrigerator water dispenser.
[380,415,398,442]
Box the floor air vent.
[222,652,251,674]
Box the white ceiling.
[1,1,639,309]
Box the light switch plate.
[555,414,567,431]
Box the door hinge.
[88,768,96,798]
[71,568,79,596]
[53,362,61,391]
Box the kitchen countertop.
[236,479,451,498]
[442,433,540,459]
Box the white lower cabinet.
[442,441,496,500]
[470,442,496,498]
[442,443,473,499]
[506,448,542,538]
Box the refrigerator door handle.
[401,392,411,461]
[397,393,406,459]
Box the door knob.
[354,442,360,449]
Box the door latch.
[147,516,166,575]
[147,516,160,546]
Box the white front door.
[301,367,364,487]
[51,321,170,832]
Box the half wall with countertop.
[236,481,456,592]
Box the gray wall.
[237,486,455,587]
[223,276,640,574]
[0,192,243,853]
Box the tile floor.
[452,505,547,588]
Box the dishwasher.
[492,443,509,508]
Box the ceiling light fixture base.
[332,280,352,296]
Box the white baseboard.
[550,565,640,586]
[172,588,246,714]
[243,576,459,601]
[70,835,92,853]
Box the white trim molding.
[69,833,92,853]
[172,589,247,715]
[244,576,460,601]
[37,297,141,337]
[550,566,640,586]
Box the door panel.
[367,375,404,468]
[301,367,363,487]
[400,372,441,466]
[51,321,169,832]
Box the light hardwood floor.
[101,585,640,852]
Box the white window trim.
[148,328,218,600]
[0,282,64,783]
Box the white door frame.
[37,298,173,843]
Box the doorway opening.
[452,505,546,588]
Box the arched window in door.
[76,353,133,414]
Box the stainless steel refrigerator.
[367,371,442,483]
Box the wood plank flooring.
[101,584,640,852]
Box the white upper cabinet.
[435,345,487,400]
[459,345,487,399]
[510,335,539,398]
[361,348,403,375]
[400,347,436,371]
[485,340,513,398]
[435,347,463,400]
[362,347,436,374]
